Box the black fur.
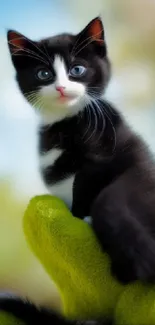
[0,296,112,325]
[6,16,155,325]
[38,100,155,284]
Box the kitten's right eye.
[36,68,53,81]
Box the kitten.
[7,17,155,285]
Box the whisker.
[104,101,118,116]
[87,86,101,90]
[89,97,116,149]
[25,38,51,61]
[82,104,91,139]
[73,28,104,57]
[9,39,49,65]
[88,90,99,97]
[12,52,48,65]
[9,41,47,61]
[31,95,44,112]
[82,96,116,151]
[12,36,49,60]
[70,33,83,57]
[11,47,48,65]
[72,31,103,56]
[71,24,91,57]
[84,100,98,144]
[24,90,38,96]
[74,38,94,57]
[92,99,105,142]
[102,103,117,153]
[24,91,38,102]
[23,91,42,108]
[42,43,52,63]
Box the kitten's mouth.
[57,94,77,103]
[58,96,70,102]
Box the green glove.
[2,195,155,325]
[23,195,155,325]
[24,195,123,321]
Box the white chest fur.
[39,148,74,209]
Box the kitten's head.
[7,17,111,122]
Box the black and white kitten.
[2,16,155,325]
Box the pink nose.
[56,86,66,96]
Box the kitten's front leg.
[72,166,103,219]
[72,170,96,219]
[91,181,155,284]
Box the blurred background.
[0,0,155,311]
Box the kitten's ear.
[7,30,38,69]
[7,30,29,55]
[79,17,104,44]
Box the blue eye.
[69,65,86,78]
[36,68,53,81]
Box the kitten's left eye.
[36,68,53,81]
[69,65,86,78]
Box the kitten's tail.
[0,294,70,325]
[0,294,109,325]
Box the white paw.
[83,216,92,225]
